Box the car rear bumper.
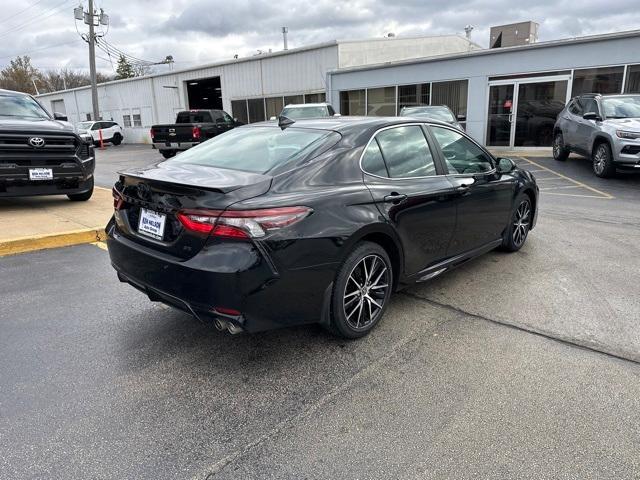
[106,218,336,333]
[153,141,199,151]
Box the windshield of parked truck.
[0,94,50,119]
[602,96,640,119]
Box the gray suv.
[553,94,640,177]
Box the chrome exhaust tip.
[214,318,228,331]
[227,322,243,335]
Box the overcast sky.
[1,0,639,75]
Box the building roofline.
[328,28,640,76]
[36,33,479,98]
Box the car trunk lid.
[113,162,271,259]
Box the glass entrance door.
[487,76,570,147]
[487,84,514,146]
[514,80,568,146]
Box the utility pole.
[75,2,109,121]
[87,0,99,120]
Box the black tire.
[161,150,176,159]
[329,242,393,339]
[111,133,122,146]
[500,194,532,252]
[67,177,94,202]
[552,132,569,161]
[592,142,616,178]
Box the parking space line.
[516,157,614,199]
[539,185,581,191]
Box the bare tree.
[0,56,43,95]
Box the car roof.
[283,103,331,108]
[249,116,453,133]
[0,88,30,97]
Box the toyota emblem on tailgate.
[28,137,46,148]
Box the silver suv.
[553,94,640,177]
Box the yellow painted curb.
[0,228,107,257]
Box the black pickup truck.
[0,88,95,200]
[150,109,241,158]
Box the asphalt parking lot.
[1,145,640,479]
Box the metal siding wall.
[330,35,640,144]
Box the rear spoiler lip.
[117,164,273,195]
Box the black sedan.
[107,117,538,338]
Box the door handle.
[455,183,472,195]
[383,193,408,204]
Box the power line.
[0,39,79,61]
[0,0,75,39]
[95,38,156,66]
[0,0,50,27]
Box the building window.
[340,90,366,115]
[123,114,131,127]
[132,114,142,127]
[247,98,266,123]
[572,66,624,96]
[398,83,430,111]
[432,80,468,121]
[86,113,92,121]
[284,94,304,105]
[625,64,640,93]
[231,100,248,124]
[304,92,326,103]
[367,87,396,116]
[265,97,284,119]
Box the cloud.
[1,0,639,75]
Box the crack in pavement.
[401,291,640,366]
[197,314,451,479]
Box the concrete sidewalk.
[0,187,112,255]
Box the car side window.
[361,139,389,177]
[430,126,494,174]
[581,98,599,115]
[222,112,234,123]
[568,100,582,116]
[374,125,437,178]
[91,122,101,130]
[328,105,336,116]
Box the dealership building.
[37,26,640,149]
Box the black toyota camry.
[107,117,538,338]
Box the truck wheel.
[111,133,122,146]
[67,177,94,201]
[592,142,615,178]
[553,132,569,161]
[161,151,176,159]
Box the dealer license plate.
[29,168,53,181]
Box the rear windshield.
[177,111,213,123]
[166,126,339,174]
[280,106,329,120]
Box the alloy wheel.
[593,146,606,175]
[553,135,561,158]
[512,199,531,247]
[342,254,389,330]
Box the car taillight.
[150,128,155,140]
[177,206,312,239]
[192,126,201,140]
[112,187,125,210]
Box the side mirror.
[54,112,68,121]
[496,157,516,174]
[583,112,601,121]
